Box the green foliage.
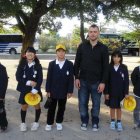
[122,30,140,41]
[100,38,122,50]
[39,33,59,52]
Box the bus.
[100,33,139,56]
[0,34,39,54]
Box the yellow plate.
[25,93,41,106]
[123,96,136,111]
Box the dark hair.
[89,24,99,31]
[25,46,36,54]
[19,47,39,66]
[110,49,123,65]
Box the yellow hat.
[56,44,66,51]
[25,93,41,106]
[123,96,136,112]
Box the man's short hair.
[89,24,99,31]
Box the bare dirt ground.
[0,56,140,140]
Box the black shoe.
[1,126,7,132]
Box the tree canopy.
[0,0,140,54]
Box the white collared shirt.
[114,64,120,71]
[56,59,66,69]
[28,61,35,68]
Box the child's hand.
[105,94,109,100]
[30,81,37,87]
[125,94,129,98]
[46,92,50,98]
[67,93,73,99]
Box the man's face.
[88,27,99,41]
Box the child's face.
[113,55,121,65]
[26,51,35,61]
[56,49,65,60]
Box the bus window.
[0,34,22,54]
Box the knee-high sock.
[21,109,27,123]
[35,109,41,122]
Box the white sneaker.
[20,123,27,132]
[31,122,39,131]
[81,123,87,131]
[110,121,116,130]
[45,124,52,131]
[56,123,63,131]
[117,122,123,131]
[92,124,99,131]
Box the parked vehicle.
[0,34,39,54]
[100,33,140,56]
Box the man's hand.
[97,83,105,93]
[75,79,80,89]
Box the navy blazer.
[46,59,74,99]
[16,62,43,94]
[0,64,8,99]
[105,64,129,99]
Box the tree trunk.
[21,16,40,55]
[79,0,85,42]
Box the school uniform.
[45,59,74,125]
[16,61,43,104]
[0,63,8,130]
[107,64,129,108]
[131,66,140,126]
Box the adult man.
[74,24,109,131]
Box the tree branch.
[15,13,26,33]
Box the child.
[104,50,129,131]
[16,47,43,132]
[0,63,8,132]
[45,44,74,131]
[131,65,140,129]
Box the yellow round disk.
[25,93,41,106]
[123,96,136,112]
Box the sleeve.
[124,65,129,95]
[131,67,138,86]
[45,62,53,92]
[67,61,74,93]
[15,65,26,85]
[34,64,43,91]
[74,44,82,79]
[101,46,109,83]
[0,65,8,99]
[103,65,111,95]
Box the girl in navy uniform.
[0,63,8,132]
[104,50,129,131]
[16,47,43,132]
[45,44,74,131]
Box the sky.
[58,14,131,37]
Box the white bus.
[0,34,39,54]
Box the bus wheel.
[10,49,16,55]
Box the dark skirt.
[18,92,43,105]
[109,95,124,109]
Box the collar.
[56,59,66,64]
[28,61,35,68]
